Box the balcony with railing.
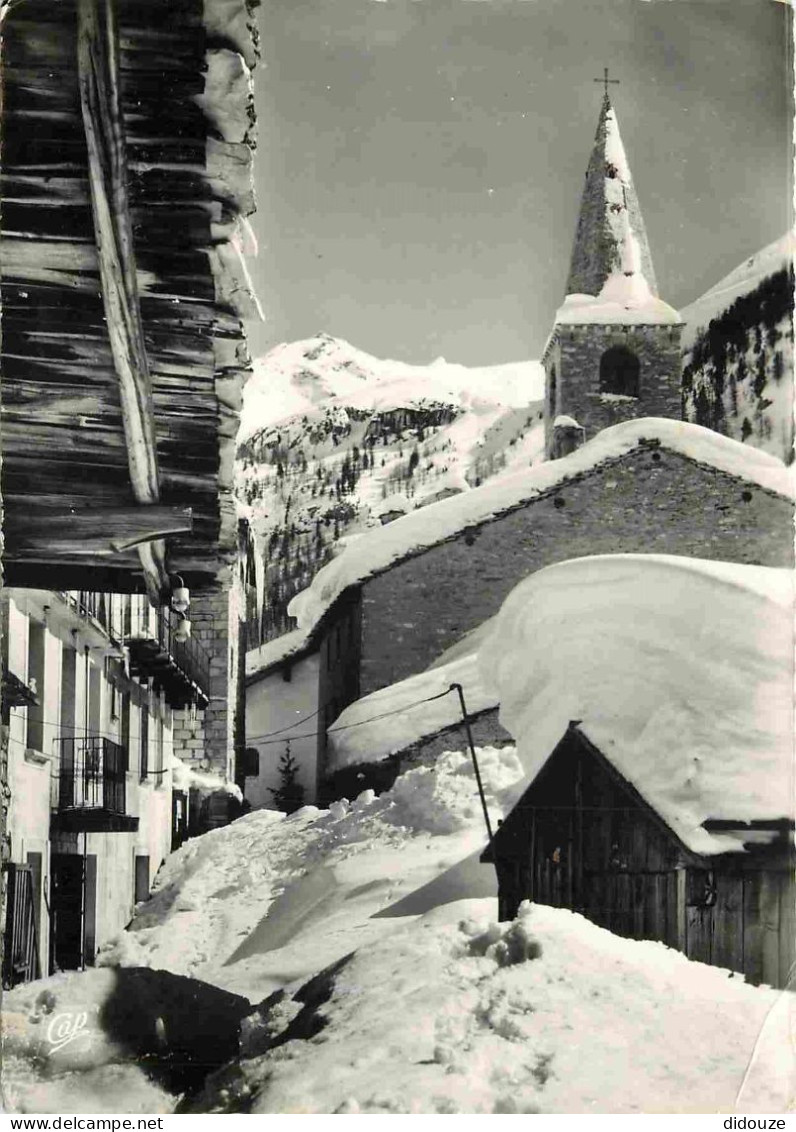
[124,603,210,708]
[50,736,138,833]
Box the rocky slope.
[237,335,545,643]
[681,233,794,463]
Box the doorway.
[49,853,97,972]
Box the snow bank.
[199,899,785,1114]
[95,748,522,1000]
[479,554,794,854]
[289,417,794,634]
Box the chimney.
[551,415,586,460]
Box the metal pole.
[449,682,494,843]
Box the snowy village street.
[4,557,796,1114]
[0,0,793,1120]
[3,748,795,1114]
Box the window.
[599,346,640,397]
[140,704,149,781]
[120,691,130,760]
[26,620,45,753]
[156,715,164,781]
[548,365,557,417]
[243,747,260,777]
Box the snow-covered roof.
[288,418,794,634]
[479,554,795,856]
[553,290,681,328]
[328,618,500,771]
[246,627,313,683]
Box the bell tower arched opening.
[599,346,640,397]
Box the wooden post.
[76,0,167,601]
[450,682,494,843]
[675,867,687,954]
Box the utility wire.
[250,686,456,749]
[247,705,322,743]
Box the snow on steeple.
[565,93,659,302]
[554,93,681,327]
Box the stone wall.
[544,324,683,455]
[173,583,234,780]
[359,446,793,695]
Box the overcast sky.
[247,0,792,365]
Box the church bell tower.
[542,75,684,458]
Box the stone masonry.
[172,583,235,781]
[358,445,793,696]
[543,322,683,455]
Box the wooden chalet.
[0,0,260,602]
[482,723,795,989]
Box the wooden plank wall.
[0,0,256,592]
[492,734,794,989]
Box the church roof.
[565,94,659,304]
[287,418,794,637]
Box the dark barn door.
[50,855,85,972]
[3,864,40,987]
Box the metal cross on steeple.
[594,67,620,98]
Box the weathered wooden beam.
[3,503,192,553]
[77,0,169,600]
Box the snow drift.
[6,732,790,1114]
[479,554,794,855]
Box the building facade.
[2,589,211,985]
[246,423,794,798]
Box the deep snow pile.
[236,333,545,641]
[96,747,523,1000]
[479,554,794,855]
[5,736,792,1114]
[288,417,794,636]
[191,900,788,1115]
[681,233,794,463]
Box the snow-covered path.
[3,747,793,1114]
[202,900,789,1115]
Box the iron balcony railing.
[125,604,211,702]
[52,736,128,814]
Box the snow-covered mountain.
[237,334,545,643]
[681,233,794,463]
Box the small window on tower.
[599,346,640,398]
[548,365,557,416]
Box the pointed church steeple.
[540,86,684,460]
[565,93,659,300]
